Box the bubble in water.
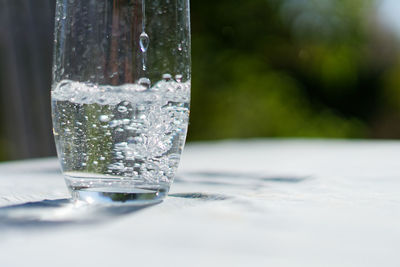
[117,106,128,113]
[99,115,110,122]
[115,142,128,150]
[138,77,151,90]
[93,161,98,165]
[109,120,120,128]
[175,74,183,83]
[162,73,172,81]
[139,32,149,52]
[99,156,106,161]
[109,162,125,171]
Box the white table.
[0,139,399,266]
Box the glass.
[51,0,191,204]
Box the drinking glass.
[51,0,191,204]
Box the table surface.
[0,139,399,267]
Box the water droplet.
[138,77,151,90]
[100,156,106,161]
[117,106,128,113]
[99,115,110,122]
[139,32,149,52]
[175,74,183,82]
[82,162,87,167]
[93,161,98,165]
[177,43,183,51]
[162,73,172,81]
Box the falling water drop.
[139,32,149,53]
[140,0,149,72]
[140,32,149,71]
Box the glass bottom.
[64,173,170,205]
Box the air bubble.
[175,74,183,82]
[109,120,120,128]
[99,115,110,122]
[117,106,128,113]
[162,73,172,81]
[138,77,151,90]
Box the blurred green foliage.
[188,0,396,140]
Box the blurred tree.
[188,0,390,140]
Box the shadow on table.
[0,193,232,230]
[175,171,310,187]
[0,198,155,229]
[0,171,309,230]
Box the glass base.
[65,174,169,205]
